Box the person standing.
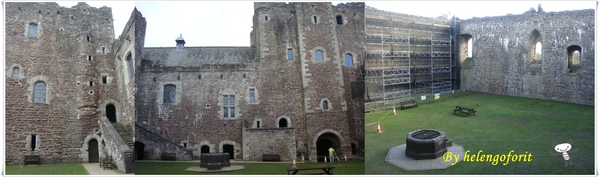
[328,147,335,163]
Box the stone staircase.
[112,123,134,148]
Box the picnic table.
[286,165,335,175]
[453,106,476,116]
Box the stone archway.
[223,144,234,159]
[315,133,341,162]
[106,104,117,123]
[88,139,99,163]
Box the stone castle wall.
[459,9,594,105]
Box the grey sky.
[58,1,596,47]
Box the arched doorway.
[201,145,210,154]
[316,133,341,162]
[135,141,144,160]
[88,139,99,163]
[106,104,116,123]
[223,144,234,159]
[278,119,288,128]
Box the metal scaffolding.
[365,9,455,103]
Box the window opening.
[163,85,176,103]
[249,88,255,103]
[28,23,37,37]
[88,56,92,61]
[287,49,294,60]
[313,16,318,23]
[102,76,107,84]
[345,53,354,66]
[257,121,261,128]
[223,95,235,118]
[336,15,343,25]
[279,119,288,128]
[323,100,328,110]
[315,50,324,62]
[33,82,46,103]
[13,67,19,78]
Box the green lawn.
[5,163,88,175]
[365,92,594,174]
[135,160,364,175]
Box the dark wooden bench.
[453,106,476,116]
[400,99,418,110]
[24,155,41,165]
[161,152,176,161]
[287,166,335,175]
[100,155,112,170]
[262,154,281,162]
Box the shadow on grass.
[5,163,88,175]
[135,160,365,175]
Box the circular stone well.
[405,129,447,160]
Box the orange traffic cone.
[292,158,297,168]
[344,154,348,161]
[324,155,328,163]
[393,107,397,115]
[301,155,305,163]
[377,122,382,133]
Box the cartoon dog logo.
[552,139,579,167]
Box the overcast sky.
[57,1,596,47]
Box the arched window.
[163,84,176,103]
[278,118,288,128]
[13,67,20,78]
[336,15,343,25]
[345,53,354,67]
[33,82,46,103]
[28,23,37,37]
[315,50,324,63]
[322,100,329,110]
[567,45,582,73]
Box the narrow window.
[567,45,582,73]
[163,84,176,103]
[287,49,294,61]
[102,76,107,84]
[89,81,94,86]
[198,74,202,79]
[257,121,261,128]
[336,15,343,25]
[86,36,91,42]
[315,50,324,62]
[13,67,20,78]
[33,82,46,103]
[345,53,354,66]
[88,56,92,61]
[313,16,318,23]
[127,53,134,78]
[183,142,187,148]
[223,95,236,118]
[28,23,37,37]
[102,47,106,54]
[249,88,255,103]
[265,16,268,21]
[30,134,37,151]
[323,100,328,110]
[467,38,473,58]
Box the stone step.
[111,123,134,145]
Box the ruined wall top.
[463,8,594,22]
[366,6,451,24]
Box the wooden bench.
[262,154,281,162]
[400,99,418,110]
[286,166,335,175]
[24,155,41,165]
[100,155,112,170]
[453,106,476,116]
[161,152,176,161]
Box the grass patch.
[5,163,88,175]
[365,92,594,174]
[135,160,364,175]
